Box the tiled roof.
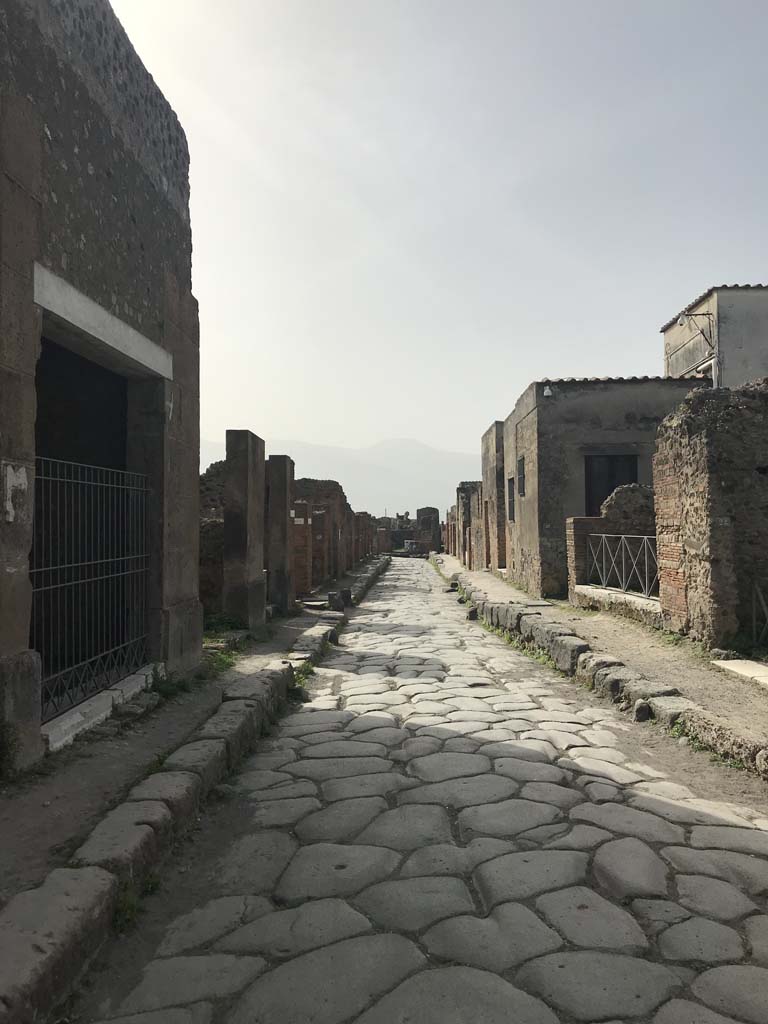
[660,284,768,332]
[537,376,672,384]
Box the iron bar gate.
[30,457,150,722]
[588,533,659,599]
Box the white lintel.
[34,263,173,380]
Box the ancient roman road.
[80,559,768,1023]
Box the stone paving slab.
[67,560,768,1024]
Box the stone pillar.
[223,429,266,629]
[292,500,313,596]
[265,455,295,614]
[0,94,45,768]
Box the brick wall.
[566,484,656,598]
[654,383,768,645]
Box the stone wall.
[566,484,656,606]
[1,0,200,768]
[292,501,313,596]
[455,482,481,567]
[654,382,768,645]
[481,422,506,571]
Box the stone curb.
[432,557,768,779]
[0,657,295,1024]
[351,555,391,604]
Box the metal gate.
[588,533,659,599]
[30,457,150,722]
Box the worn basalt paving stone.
[398,774,518,808]
[92,1007,213,1024]
[284,756,393,780]
[353,876,475,931]
[692,964,768,1023]
[593,837,669,899]
[216,898,371,957]
[536,886,648,950]
[459,799,560,840]
[661,847,768,895]
[516,951,682,1020]
[520,782,584,809]
[227,934,426,1024]
[690,825,768,855]
[653,999,741,1024]
[298,739,389,758]
[476,740,556,763]
[400,838,516,878]
[352,726,410,745]
[424,902,562,972]
[659,916,744,962]
[294,797,388,843]
[250,797,321,828]
[274,843,400,902]
[631,899,691,935]
[494,759,569,784]
[215,832,297,894]
[676,874,757,921]
[629,795,753,826]
[254,780,319,802]
[545,825,612,850]
[354,965,559,1024]
[474,851,589,907]
[356,804,453,849]
[320,772,419,802]
[158,896,272,956]
[571,803,685,844]
[116,955,266,1014]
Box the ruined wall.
[292,500,313,596]
[469,486,486,571]
[481,421,506,572]
[654,384,768,645]
[295,479,351,580]
[566,484,656,598]
[456,482,480,567]
[503,385,540,593]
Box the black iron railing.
[30,457,150,722]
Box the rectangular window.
[584,453,638,517]
[507,477,515,521]
[517,457,526,497]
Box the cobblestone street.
[78,560,768,1023]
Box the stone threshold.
[41,663,162,753]
[712,659,768,688]
[572,584,663,629]
[433,556,768,783]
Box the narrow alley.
[75,560,768,1024]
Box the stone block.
[593,665,645,699]
[550,635,591,675]
[0,649,43,769]
[530,620,576,650]
[71,801,172,885]
[164,739,228,794]
[196,701,259,767]
[0,867,117,1024]
[127,771,202,823]
[575,652,623,684]
[518,614,542,642]
[622,679,681,703]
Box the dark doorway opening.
[31,340,149,722]
[585,453,638,518]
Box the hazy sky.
[112,0,768,455]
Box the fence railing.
[30,457,150,723]
[588,533,659,599]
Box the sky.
[111,0,768,457]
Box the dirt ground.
[0,613,324,910]
[441,554,768,753]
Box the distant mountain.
[200,437,479,517]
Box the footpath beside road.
[439,553,768,777]
[63,558,768,1024]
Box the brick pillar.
[223,429,266,629]
[265,455,295,614]
[0,94,44,768]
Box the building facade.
[1,0,201,767]
[503,378,700,597]
[480,421,506,572]
[662,285,768,389]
